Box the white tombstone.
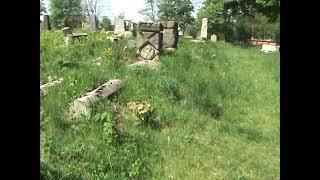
[114,16,125,34]
[261,44,278,53]
[210,34,217,42]
[200,18,208,39]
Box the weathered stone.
[210,34,217,42]
[114,16,125,34]
[114,31,133,38]
[191,39,205,43]
[43,15,51,31]
[161,21,167,29]
[70,79,123,118]
[90,15,97,32]
[140,45,158,60]
[128,60,159,70]
[62,27,72,36]
[163,29,178,49]
[40,78,63,96]
[139,22,162,32]
[200,18,208,39]
[137,31,161,52]
[166,21,177,29]
[261,44,279,53]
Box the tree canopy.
[50,0,83,28]
[157,0,195,29]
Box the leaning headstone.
[210,34,217,42]
[43,15,51,31]
[90,15,97,32]
[114,16,125,34]
[200,18,208,39]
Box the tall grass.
[41,30,280,179]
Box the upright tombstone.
[43,15,51,31]
[114,16,126,34]
[210,34,217,42]
[162,21,179,49]
[137,22,163,61]
[200,18,208,39]
[90,15,97,32]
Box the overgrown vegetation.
[41,30,279,179]
[197,0,280,43]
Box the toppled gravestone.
[70,79,122,118]
[128,60,160,70]
[62,27,87,45]
[40,78,63,96]
[261,44,280,53]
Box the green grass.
[41,30,280,179]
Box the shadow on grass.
[219,122,273,143]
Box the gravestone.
[210,34,217,42]
[162,21,179,49]
[62,27,72,36]
[200,18,208,39]
[43,15,51,31]
[137,22,163,61]
[178,30,183,36]
[114,16,125,34]
[90,15,97,32]
[136,21,179,61]
[261,44,278,53]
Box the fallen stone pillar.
[128,60,160,70]
[40,78,63,96]
[70,79,123,118]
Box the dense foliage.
[196,0,280,43]
[50,0,83,28]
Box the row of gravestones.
[41,15,214,42]
[200,18,216,42]
[41,15,100,32]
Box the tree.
[197,0,228,39]
[158,0,195,29]
[40,0,47,16]
[223,0,280,22]
[50,0,83,28]
[197,0,279,43]
[139,0,157,22]
[81,0,105,22]
[100,16,112,30]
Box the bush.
[185,26,198,38]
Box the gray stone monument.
[90,15,97,32]
[137,22,163,61]
[43,15,51,31]
[114,16,125,34]
[210,34,217,42]
[162,21,179,49]
[200,18,208,39]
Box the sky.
[42,0,204,24]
